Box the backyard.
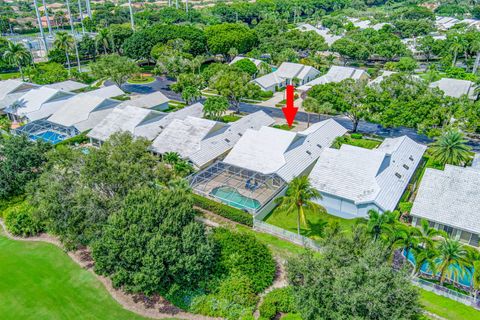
[264,205,364,240]
[0,234,149,320]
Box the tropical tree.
[436,238,469,285]
[366,210,397,242]
[429,129,472,166]
[390,224,421,260]
[203,96,229,120]
[275,176,321,235]
[3,41,31,81]
[53,31,74,73]
[181,86,201,104]
[472,261,480,300]
[412,247,438,277]
[418,219,445,249]
[163,151,181,165]
[95,28,111,54]
[90,54,140,89]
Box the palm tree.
[275,176,321,235]
[163,151,181,165]
[429,129,472,166]
[449,34,466,67]
[3,42,31,81]
[366,210,397,242]
[54,31,74,73]
[470,37,480,74]
[418,219,445,249]
[96,28,111,54]
[436,238,469,285]
[412,246,438,277]
[471,261,480,301]
[390,225,422,260]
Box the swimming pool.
[210,186,261,212]
[404,250,473,287]
[29,130,66,144]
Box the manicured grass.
[265,206,364,240]
[0,72,20,80]
[273,124,296,131]
[0,234,149,320]
[221,114,241,123]
[419,288,480,320]
[344,137,382,149]
[127,76,155,84]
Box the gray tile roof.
[309,136,426,211]
[118,91,169,110]
[46,80,88,92]
[429,78,477,99]
[411,165,480,234]
[189,111,275,168]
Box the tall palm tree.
[412,246,438,277]
[96,28,111,54]
[54,31,74,73]
[390,225,422,260]
[429,130,472,166]
[418,219,445,249]
[275,176,321,235]
[449,34,466,67]
[366,210,397,242]
[3,42,31,81]
[436,238,469,285]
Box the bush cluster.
[192,194,253,227]
[259,287,297,320]
[4,201,43,237]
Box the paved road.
[111,78,480,151]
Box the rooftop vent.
[409,155,414,161]
[403,164,409,170]
[238,133,242,136]
[316,144,322,148]
[306,150,312,155]
[225,138,231,143]
[395,172,402,178]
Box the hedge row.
[192,194,253,227]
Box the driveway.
[105,76,183,101]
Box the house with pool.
[308,136,426,219]
[410,163,480,247]
[189,119,347,216]
[13,86,124,144]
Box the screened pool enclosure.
[13,120,79,144]
[189,162,287,214]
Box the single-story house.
[189,111,275,169]
[411,164,480,247]
[117,91,170,111]
[0,80,39,113]
[252,62,320,92]
[88,101,204,146]
[309,136,426,219]
[369,71,420,87]
[298,65,370,91]
[150,116,226,158]
[296,23,343,46]
[429,78,478,100]
[4,86,75,122]
[347,17,390,30]
[46,80,88,92]
[229,56,264,68]
[189,119,347,215]
[84,85,124,99]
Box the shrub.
[55,131,90,147]
[399,202,413,213]
[217,273,258,307]
[259,287,297,320]
[4,201,43,237]
[212,228,276,293]
[350,133,363,139]
[193,194,253,226]
[191,294,254,320]
[259,90,274,98]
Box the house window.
[470,234,479,247]
[443,225,454,237]
[460,230,472,243]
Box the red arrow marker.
[282,84,298,127]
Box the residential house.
[429,78,478,100]
[117,91,170,111]
[411,164,480,247]
[252,62,320,92]
[309,136,426,218]
[298,65,369,92]
[296,23,343,46]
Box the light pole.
[127,0,135,31]
[41,0,53,35]
[77,0,85,35]
[65,0,81,72]
[33,0,49,53]
[85,0,92,19]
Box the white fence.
[253,219,322,251]
[412,278,480,309]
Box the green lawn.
[265,206,364,240]
[221,114,241,123]
[420,289,480,320]
[127,76,155,84]
[0,72,20,80]
[344,137,382,149]
[0,234,149,320]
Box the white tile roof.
[411,165,480,234]
[85,85,124,99]
[309,136,426,211]
[189,111,275,168]
[46,80,88,92]
[298,66,369,91]
[296,23,343,46]
[369,71,397,86]
[0,79,25,100]
[429,78,477,99]
[229,56,263,67]
[224,119,347,181]
[253,62,319,89]
[150,116,225,158]
[87,105,165,142]
[118,91,169,110]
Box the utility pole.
[65,0,81,72]
[85,0,92,19]
[33,0,49,53]
[41,0,53,35]
[77,0,85,35]
[127,0,135,31]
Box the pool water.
[404,250,473,287]
[210,186,261,212]
[29,130,66,144]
